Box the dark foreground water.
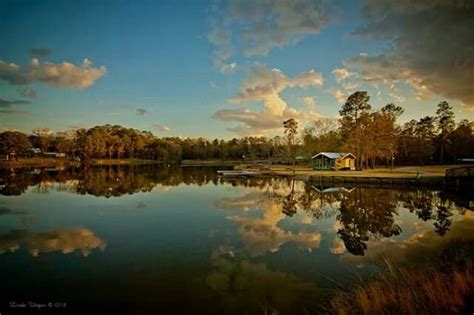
[0,165,472,314]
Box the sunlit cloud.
[0,58,106,89]
[345,0,474,108]
[153,123,171,132]
[214,64,325,136]
[32,128,54,136]
[329,88,346,104]
[208,0,330,72]
[341,81,358,91]
[302,96,316,107]
[332,68,354,83]
[389,92,406,103]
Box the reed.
[329,262,474,315]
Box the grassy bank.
[329,262,474,315]
[91,158,162,166]
[254,165,457,178]
[0,157,77,168]
[0,157,163,168]
[180,159,242,166]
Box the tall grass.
[329,262,474,315]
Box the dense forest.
[1,91,473,168]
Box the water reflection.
[341,214,474,266]
[1,167,470,259]
[0,165,224,197]
[0,226,106,257]
[0,206,27,216]
[192,246,321,315]
[0,166,472,314]
[215,178,469,256]
[224,193,321,256]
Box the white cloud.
[329,88,346,104]
[214,65,325,136]
[153,124,171,132]
[219,62,237,74]
[0,58,106,89]
[341,81,358,91]
[32,128,54,136]
[332,68,354,83]
[412,90,430,102]
[302,96,316,107]
[208,0,330,72]
[389,92,406,103]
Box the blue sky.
[0,0,472,138]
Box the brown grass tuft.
[330,262,474,315]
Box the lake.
[0,165,472,314]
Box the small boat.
[311,186,355,193]
[217,170,258,177]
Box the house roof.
[311,152,355,159]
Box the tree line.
[302,92,473,168]
[0,124,289,164]
[1,91,473,167]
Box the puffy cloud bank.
[345,0,474,108]
[214,64,324,135]
[0,58,106,89]
[208,0,330,73]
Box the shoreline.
[1,158,470,180]
[0,158,163,169]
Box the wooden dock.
[445,166,474,192]
[308,174,444,187]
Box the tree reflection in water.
[282,179,297,217]
[0,166,469,257]
[217,178,468,256]
[300,182,464,255]
[0,165,223,197]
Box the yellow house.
[311,152,356,170]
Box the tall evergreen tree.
[436,101,455,163]
[339,91,371,169]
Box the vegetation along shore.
[1,94,473,190]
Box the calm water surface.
[0,166,472,314]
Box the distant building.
[311,152,356,170]
[458,158,474,164]
[43,152,66,158]
[27,148,42,156]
